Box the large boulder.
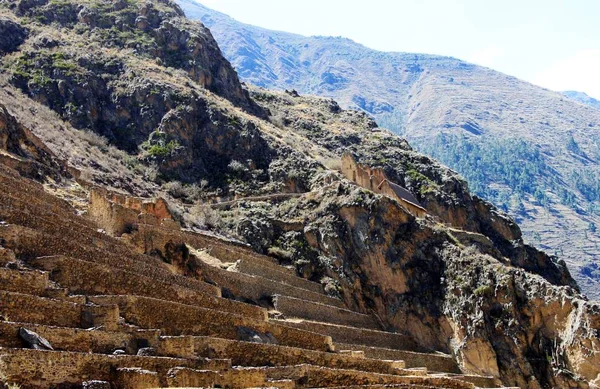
[18,327,53,350]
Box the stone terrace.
[0,165,511,388]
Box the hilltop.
[178,0,600,300]
[563,91,600,110]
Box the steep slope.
[179,0,600,300]
[0,0,599,387]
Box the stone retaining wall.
[273,319,422,352]
[192,336,406,374]
[0,348,229,388]
[235,258,322,294]
[336,343,460,373]
[28,256,265,321]
[88,295,333,352]
[0,268,48,295]
[274,295,379,330]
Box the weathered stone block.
[114,367,160,389]
[0,268,48,295]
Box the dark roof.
[382,180,426,210]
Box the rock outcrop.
[0,17,27,54]
[3,0,267,183]
[0,102,68,180]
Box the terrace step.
[141,223,294,276]
[313,384,460,389]
[273,295,380,330]
[166,366,268,388]
[335,343,460,373]
[0,290,119,330]
[129,224,342,308]
[0,180,97,233]
[272,319,422,352]
[0,172,96,228]
[195,257,345,308]
[191,336,406,375]
[266,379,296,389]
[0,321,405,377]
[0,321,199,360]
[0,347,230,388]
[263,365,475,389]
[0,267,49,295]
[0,321,134,354]
[429,373,503,388]
[0,224,222,298]
[114,367,160,389]
[87,295,333,352]
[29,255,266,321]
[234,257,323,295]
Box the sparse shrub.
[199,179,209,191]
[165,201,184,225]
[406,169,438,195]
[267,246,294,261]
[79,129,109,149]
[228,159,247,173]
[317,156,342,171]
[146,140,180,158]
[189,204,222,230]
[228,115,240,126]
[164,181,204,202]
[143,163,159,182]
[163,181,183,197]
[124,155,140,169]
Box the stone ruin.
[0,162,518,388]
[341,153,427,218]
[88,188,180,236]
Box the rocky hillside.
[0,0,599,388]
[179,0,600,300]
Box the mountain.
[0,0,599,387]
[178,0,600,300]
[563,90,600,110]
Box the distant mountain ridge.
[179,0,600,300]
[563,90,600,110]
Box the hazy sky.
[197,0,600,99]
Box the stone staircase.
[0,165,516,388]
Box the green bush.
[147,141,178,157]
[474,285,493,297]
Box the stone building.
[88,188,179,236]
[341,153,427,218]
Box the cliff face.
[0,1,598,388]
[284,181,599,388]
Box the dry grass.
[186,204,223,230]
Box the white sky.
[197,0,600,99]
